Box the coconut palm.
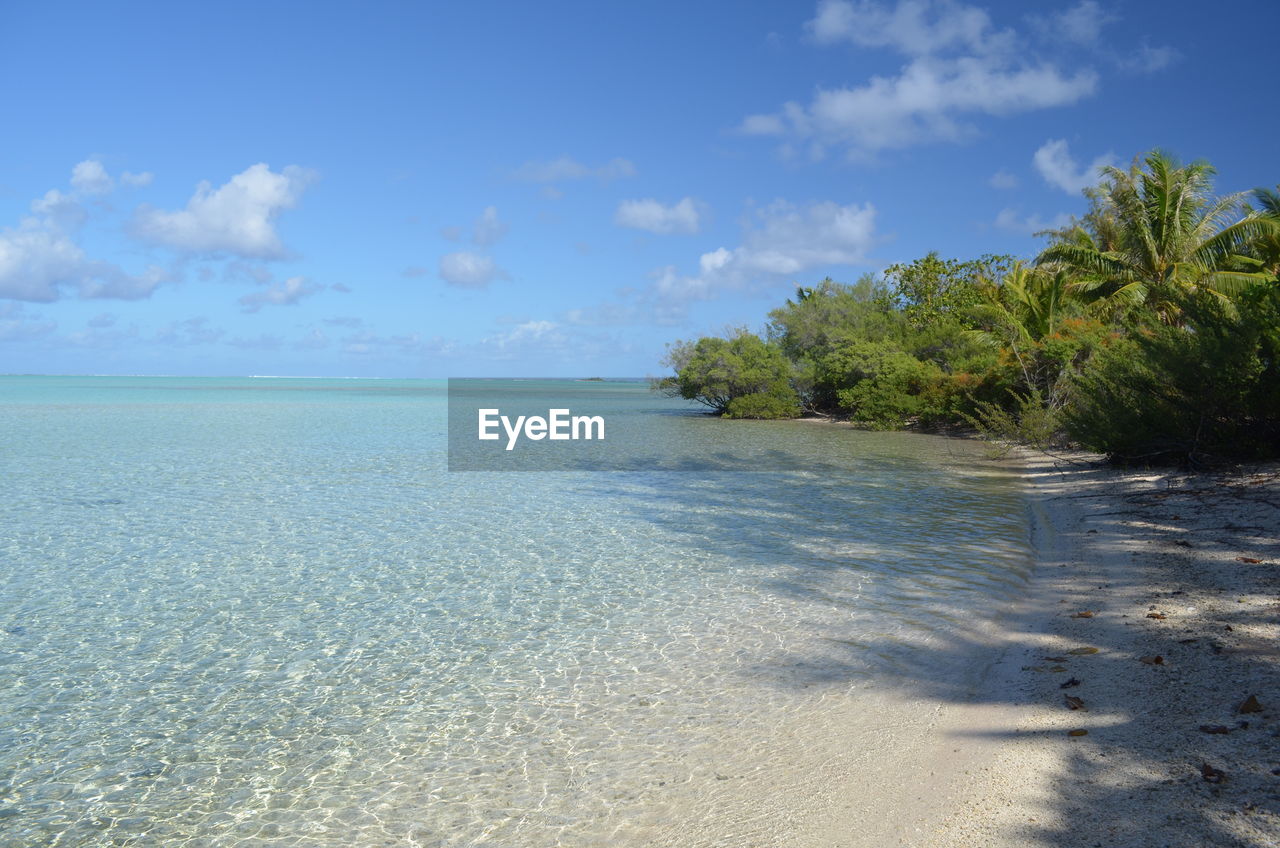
[1037,150,1279,320]
[986,261,1074,342]
[1246,185,1280,279]
[967,261,1079,401]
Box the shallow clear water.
[0,376,1032,846]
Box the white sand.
[800,452,1280,847]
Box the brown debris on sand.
[923,457,1279,848]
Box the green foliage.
[965,389,1062,450]
[724,392,802,420]
[905,314,998,377]
[1063,285,1280,464]
[1246,185,1280,280]
[767,275,903,408]
[884,252,1014,328]
[655,147,1280,462]
[662,330,800,417]
[1037,150,1280,320]
[832,344,949,429]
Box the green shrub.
[833,345,947,429]
[1063,287,1280,464]
[662,331,800,415]
[724,392,802,419]
[965,389,1063,449]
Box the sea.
[0,376,1033,846]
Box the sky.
[2,0,1278,377]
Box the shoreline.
[873,451,1280,846]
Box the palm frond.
[1195,215,1280,269]
[1200,270,1273,297]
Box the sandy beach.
[877,452,1280,847]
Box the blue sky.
[2,0,1277,377]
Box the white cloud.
[615,197,702,235]
[68,159,153,194]
[740,114,786,135]
[808,0,1008,55]
[31,190,88,231]
[1032,139,1114,194]
[483,319,565,353]
[0,229,87,301]
[132,163,315,258]
[238,276,324,312]
[745,1,1096,158]
[0,186,166,302]
[121,171,154,188]
[994,207,1072,234]
[738,200,877,274]
[1044,1,1116,45]
[745,58,1096,158]
[1119,43,1180,74]
[651,200,877,304]
[438,251,509,288]
[71,160,114,195]
[989,170,1018,189]
[472,206,509,247]
[80,264,170,300]
[512,156,636,183]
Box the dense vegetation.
[659,150,1280,465]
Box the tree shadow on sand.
[590,450,1280,847]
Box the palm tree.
[1037,150,1279,321]
[968,261,1078,401]
[1246,185,1280,279]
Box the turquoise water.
[0,377,1032,846]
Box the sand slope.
[916,454,1280,847]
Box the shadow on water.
[589,447,1280,847]
[581,443,1034,679]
